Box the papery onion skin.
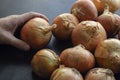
[52,13,79,40]
[60,45,95,73]
[94,39,120,73]
[93,0,120,14]
[96,6,120,37]
[31,49,60,79]
[85,68,116,80]
[21,17,53,49]
[92,0,105,14]
[50,67,83,80]
[71,0,98,22]
[72,20,107,52]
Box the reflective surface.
[0,0,120,80]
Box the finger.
[5,33,30,51]
[17,12,49,25]
[11,38,30,51]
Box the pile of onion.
[50,67,83,80]
[93,0,120,14]
[21,17,56,49]
[31,49,60,79]
[85,68,116,80]
[52,13,79,40]
[27,1,120,80]
[94,39,120,73]
[60,45,95,73]
[96,5,120,37]
[71,20,107,52]
[70,0,98,22]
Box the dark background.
[0,0,120,80]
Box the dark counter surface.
[0,0,120,80]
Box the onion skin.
[60,45,95,73]
[71,0,98,22]
[94,39,120,73]
[21,17,54,49]
[96,6,120,37]
[93,0,120,14]
[52,13,79,40]
[31,49,60,79]
[85,68,116,80]
[72,20,107,52]
[50,67,83,80]
[92,0,105,14]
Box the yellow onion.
[50,67,83,80]
[85,68,116,80]
[60,45,95,73]
[93,0,120,14]
[21,17,56,49]
[71,0,98,22]
[95,39,120,73]
[96,5,120,37]
[52,13,79,40]
[31,49,60,79]
[72,20,107,52]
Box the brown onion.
[52,13,79,40]
[50,67,83,80]
[71,0,98,22]
[96,5,120,37]
[93,0,120,14]
[21,17,56,49]
[31,49,60,79]
[72,20,107,52]
[60,45,95,73]
[85,68,116,80]
[94,39,120,73]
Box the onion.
[71,20,107,52]
[31,49,60,79]
[60,45,95,73]
[94,39,120,73]
[85,68,116,80]
[50,67,83,80]
[96,5,120,37]
[52,13,79,40]
[21,17,56,49]
[93,0,120,14]
[70,0,98,22]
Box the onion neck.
[103,4,110,14]
[43,24,57,34]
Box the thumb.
[11,38,30,51]
[6,34,30,51]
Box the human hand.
[0,12,49,51]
